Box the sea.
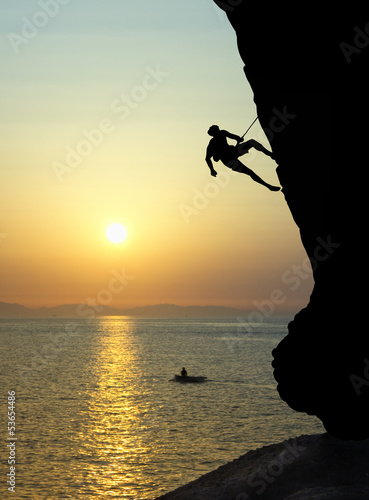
[0,315,324,499]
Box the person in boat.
[205,125,280,191]
[181,367,187,377]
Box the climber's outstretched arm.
[224,130,243,143]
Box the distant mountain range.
[0,301,248,318]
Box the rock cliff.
[216,4,369,439]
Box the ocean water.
[0,316,324,499]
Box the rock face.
[155,434,369,500]
[216,4,369,439]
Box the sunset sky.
[0,1,312,311]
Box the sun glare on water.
[106,223,127,244]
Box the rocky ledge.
[155,434,369,500]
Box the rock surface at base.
[155,434,369,500]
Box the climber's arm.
[205,146,217,177]
[225,130,243,143]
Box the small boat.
[174,374,207,383]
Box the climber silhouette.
[205,125,280,191]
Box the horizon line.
[0,300,297,318]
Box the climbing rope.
[241,116,258,139]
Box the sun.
[106,223,127,244]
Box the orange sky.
[1,2,313,312]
